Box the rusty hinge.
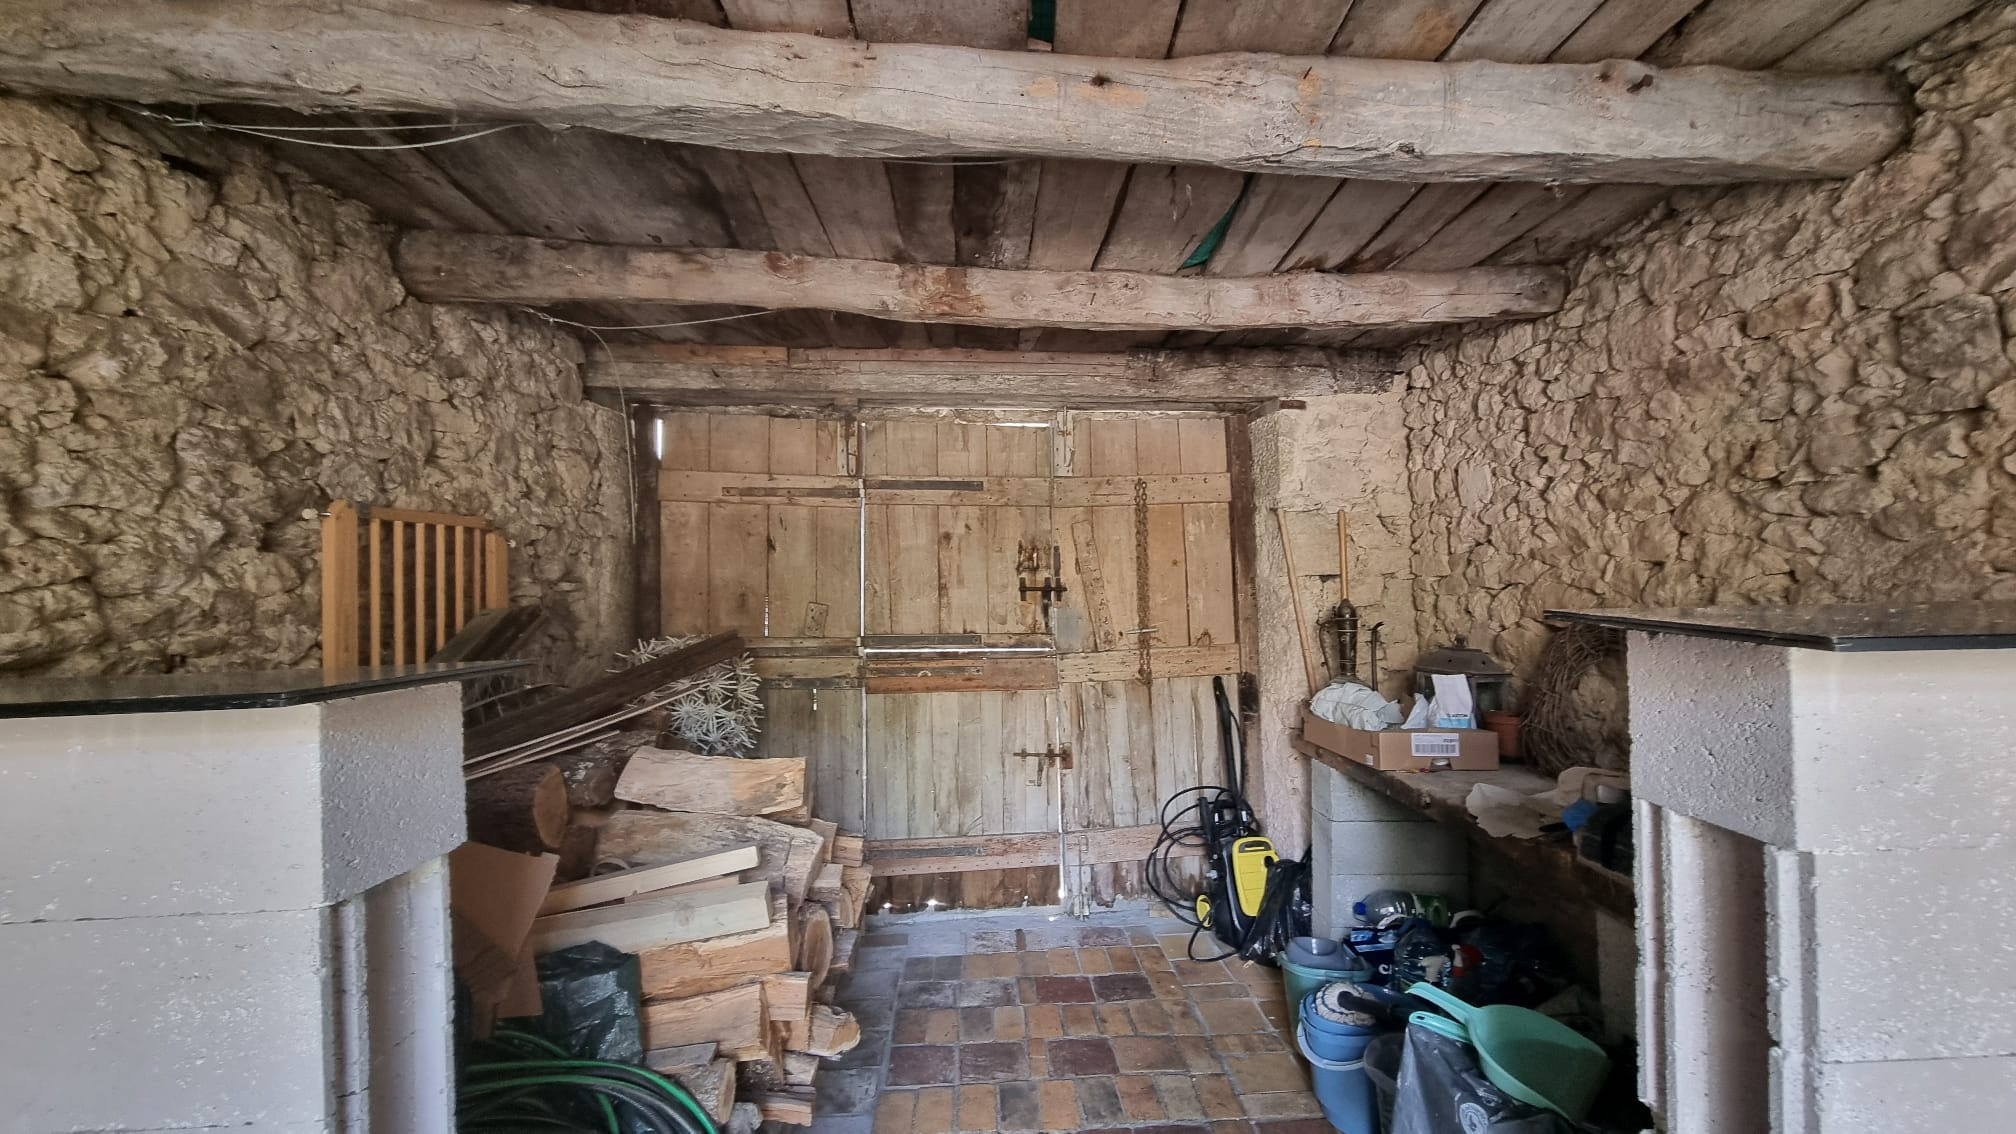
[1012,745,1073,771]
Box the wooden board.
[530,880,771,954]
[616,750,809,816]
[538,846,761,915]
[642,982,769,1060]
[598,810,828,901]
[638,915,796,1000]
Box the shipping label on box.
[1301,708,1499,771]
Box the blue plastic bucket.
[1297,1022,1379,1134]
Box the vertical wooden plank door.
[658,411,867,831]
[859,417,1064,870]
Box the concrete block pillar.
[1627,631,2016,1134]
[1308,760,1467,938]
[0,682,465,1133]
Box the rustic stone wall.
[1404,3,2016,706]
[1249,391,1418,852]
[0,98,632,682]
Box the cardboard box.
[1301,708,1499,772]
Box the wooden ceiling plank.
[1053,0,1183,57]
[1487,184,1667,263]
[737,153,836,257]
[791,155,908,262]
[1171,0,1357,56]
[1392,184,1589,271]
[1346,184,1492,270]
[3,1,1909,186]
[718,0,852,35]
[1778,0,1991,71]
[1330,0,1490,58]
[397,232,1568,331]
[1095,165,1249,273]
[1204,176,1344,277]
[1649,0,1866,68]
[1442,0,1610,61]
[886,163,959,265]
[848,0,1031,50]
[1278,181,1422,271]
[956,161,1043,269]
[1028,161,1132,271]
[588,345,1398,405]
[208,109,508,233]
[1549,0,1704,63]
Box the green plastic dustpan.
[1406,983,1610,1120]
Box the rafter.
[0,0,1907,184]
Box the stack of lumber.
[519,743,873,1128]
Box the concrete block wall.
[1308,761,1467,939]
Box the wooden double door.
[656,409,1244,908]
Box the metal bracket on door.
[1012,745,1074,772]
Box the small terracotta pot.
[1483,710,1523,759]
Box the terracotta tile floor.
[811,911,1330,1134]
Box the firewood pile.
[456,631,874,1129]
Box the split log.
[793,904,833,990]
[615,749,807,816]
[756,1092,815,1126]
[782,1052,820,1089]
[464,763,567,852]
[785,1005,861,1058]
[808,863,846,904]
[598,809,826,901]
[669,1059,737,1125]
[0,0,1908,183]
[643,1042,717,1073]
[638,916,795,1001]
[643,982,768,1061]
[549,727,655,809]
[830,833,865,867]
[538,846,760,915]
[530,880,769,954]
[761,972,813,1025]
[791,818,839,864]
[830,929,858,975]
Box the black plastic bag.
[1391,1023,1576,1134]
[534,941,645,1065]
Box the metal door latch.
[1018,544,1068,628]
[1012,745,1074,771]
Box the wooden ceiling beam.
[584,345,1400,407]
[0,0,1906,184]
[394,232,1568,332]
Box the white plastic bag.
[1310,682,1404,731]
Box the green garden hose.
[460,1028,719,1134]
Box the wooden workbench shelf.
[1293,734,1635,918]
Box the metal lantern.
[1414,635,1513,715]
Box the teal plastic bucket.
[1297,1023,1379,1134]
[1281,959,1344,1036]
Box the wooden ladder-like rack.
[320,501,509,672]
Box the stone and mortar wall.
[1248,392,1418,854]
[0,98,632,682]
[1405,4,2016,696]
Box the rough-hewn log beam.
[0,0,1906,183]
[584,345,1399,408]
[396,232,1566,332]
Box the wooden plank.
[597,809,828,901]
[1145,503,1190,649]
[863,477,1054,507]
[1058,643,1240,683]
[320,501,359,673]
[539,847,762,915]
[1779,0,1991,71]
[936,504,989,633]
[1443,0,1610,62]
[707,414,772,473]
[765,417,818,476]
[400,233,1567,331]
[1052,0,1182,57]
[662,501,712,635]
[1094,166,1248,272]
[1347,184,1492,270]
[767,504,818,638]
[1054,474,1232,506]
[955,160,1042,270]
[661,470,861,507]
[1280,181,1420,272]
[593,345,1396,406]
[1395,184,1587,272]
[886,161,957,265]
[1171,0,1355,55]
[1182,503,1237,648]
[25,3,1912,184]
[863,657,1059,694]
[638,916,795,1000]
[1177,418,1229,475]
[1206,175,1342,276]
[707,503,769,637]
[391,519,407,664]
[1028,160,1131,271]
[866,824,1170,875]
[530,880,771,954]
[616,750,809,816]
[1651,0,1866,69]
[1330,0,1489,58]
[792,154,907,262]
[884,506,940,634]
[719,0,851,35]
[1489,185,1667,264]
[1075,417,1138,477]
[848,0,1028,49]
[1551,0,1703,62]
